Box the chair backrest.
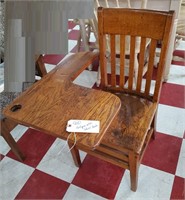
[94,1,148,54]
[98,7,174,102]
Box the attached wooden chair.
[69,7,174,191]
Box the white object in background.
[4,19,26,92]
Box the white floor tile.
[57,53,74,66]
[10,125,28,141]
[63,184,107,200]
[167,65,185,86]
[36,138,86,183]
[68,40,77,52]
[0,157,34,200]
[73,70,97,88]
[0,125,28,155]
[0,83,4,92]
[114,165,174,200]
[141,79,156,95]
[0,137,9,155]
[89,32,96,42]
[106,59,129,75]
[176,40,185,50]
[45,63,56,73]
[156,104,185,138]
[73,25,80,30]
[176,139,185,178]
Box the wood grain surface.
[3,52,121,149]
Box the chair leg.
[68,142,81,167]
[96,65,101,87]
[129,152,139,192]
[151,113,157,140]
[77,32,82,52]
[1,118,25,161]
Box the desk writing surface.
[3,53,121,149]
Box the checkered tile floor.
[0,20,185,200]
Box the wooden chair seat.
[83,93,157,176]
[100,93,157,154]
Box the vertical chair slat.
[144,39,157,96]
[100,37,108,87]
[128,36,136,90]
[110,34,116,87]
[99,10,107,87]
[120,35,126,88]
[136,37,146,92]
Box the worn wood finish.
[3,52,121,149]
[70,8,175,192]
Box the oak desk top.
[3,52,121,149]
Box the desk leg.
[78,19,92,70]
[68,142,81,167]
[1,118,25,161]
[163,19,178,81]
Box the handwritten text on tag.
[66,120,100,133]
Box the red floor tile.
[43,54,65,65]
[173,49,185,58]
[70,44,79,53]
[172,60,185,66]
[142,132,182,174]
[68,30,80,40]
[15,169,70,199]
[0,154,4,161]
[160,82,185,108]
[7,128,56,168]
[143,66,158,80]
[170,176,185,200]
[68,20,76,30]
[72,155,124,199]
[172,50,185,66]
[91,56,99,72]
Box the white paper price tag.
[66,120,100,133]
